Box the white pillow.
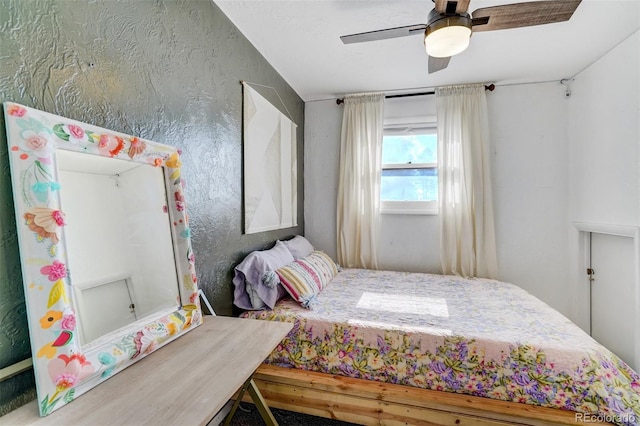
[282,235,314,260]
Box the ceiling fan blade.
[434,0,471,14]
[471,0,581,32]
[428,55,451,74]
[434,0,448,13]
[455,0,471,14]
[340,23,427,44]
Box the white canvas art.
[243,83,297,234]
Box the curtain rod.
[336,84,495,105]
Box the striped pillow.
[276,251,338,308]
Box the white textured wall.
[488,83,571,315]
[568,31,639,227]
[304,100,342,261]
[567,30,640,330]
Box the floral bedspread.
[242,269,640,425]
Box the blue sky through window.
[382,134,437,164]
[381,134,437,202]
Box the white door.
[590,232,636,370]
[79,279,137,344]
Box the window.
[380,124,438,214]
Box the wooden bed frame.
[242,364,612,425]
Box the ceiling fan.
[340,0,582,73]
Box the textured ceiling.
[215,0,640,101]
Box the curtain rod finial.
[336,98,344,105]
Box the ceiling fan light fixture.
[424,15,472,58]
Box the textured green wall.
[0,0,304,414]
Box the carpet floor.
[226,402,360,426]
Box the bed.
[233,239,640,425]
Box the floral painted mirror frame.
[3,102,202,416]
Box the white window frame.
[380,122,438,215]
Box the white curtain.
[436,84,498,279]
[336,93,385,269]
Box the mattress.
[241,269,640,425]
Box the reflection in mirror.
[56,150,181,346]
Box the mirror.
[57,151,181,346]
[3,102,203,416]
